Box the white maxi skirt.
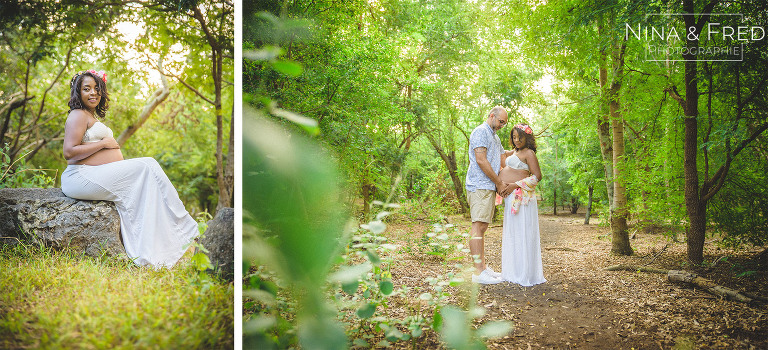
[61,157,198,268]
[501,195,546,286]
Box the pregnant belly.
[74,148,124,166]
[499,167,530,184]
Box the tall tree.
[668,0,768,264]
[148,0,235,209]
[677,0,719,265]
[388,0,481,215]
[597,16,615,211]
[607,12,633,255]
[512,0,634,254]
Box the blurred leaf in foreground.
[243,105,349,348]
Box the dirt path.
[387,211,767,349]
[480,214,644,349]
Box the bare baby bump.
[76,148,124,166]
[499,167,530,185]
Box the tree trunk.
[390,123,415,198]
[213,47,233,210]
[362,182,375,216]
[609,36,632,256]
[553,134,558,216]
[682,55,704,263]
[608,265,762,305]
[680,0,720,265]
[223,107,235,207]
[570,196,579,214]
[606,264,669,274]
[189,4,233,211]
[584,185,593,224]
[552,188,557,216]
[407,172,414,198]
[0,93,31,155]
[116,59,170,146]
[686,199,707,264]
[668,270,759,304]
[597,19,614,210]
[425,132,469,214]
[610,125,632,254]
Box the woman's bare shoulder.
[519,148,536,158]
[66,109,91,125]
[517,148,537,164]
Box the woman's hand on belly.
[73,147,124,165]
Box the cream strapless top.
[505,154,529,170]
[82,121,113,143]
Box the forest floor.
[383,209,768,349]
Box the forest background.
[0,0,234,216]
[0,2,235,347]
[243,0,767,348]
[245,0,767,264]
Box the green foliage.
[243,0,767,345]
[0,144,56,189]
[242,109,347,286]
[440,305,513,350]
[400,161,465,220]
[243,0,532,220]
[400,221,468,260]
[244,198,511,348]
[242,80,509,349]
[242,106,348,349]
[329,210,472,347]
[709,152,768,247]
[2,1,232,214]
[537,131,577,211]
[0,1,122,163]
[184,211,220,288]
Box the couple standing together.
[466,106,545,286]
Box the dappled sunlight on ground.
[382,209,767,349]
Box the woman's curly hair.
[511,125,537,153]
[68,70,109,118]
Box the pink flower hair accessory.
[515,123,533,134]
[76,69,107,83]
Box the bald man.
[465,106,516,284]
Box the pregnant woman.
[498,123,545,286]
[61,69,198,268]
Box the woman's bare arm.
[62,110,119,162]
[525,149,543,181]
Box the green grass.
[0,242,233,349]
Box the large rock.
[0,188,125,257]
[199,207,234,282]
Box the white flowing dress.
[61,122,198,268]
[501,155,546,286]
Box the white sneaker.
[484,267,502,279]
[472,270,503,284]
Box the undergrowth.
[0,242,233,349]
[243,204,512,349]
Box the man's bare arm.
[476,147,516,197]
[474,147,501,187]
